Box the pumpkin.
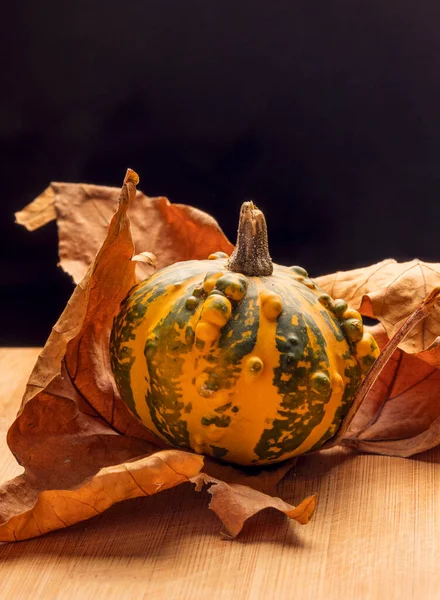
[110,202,379,465]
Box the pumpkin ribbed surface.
[110,256,379,465]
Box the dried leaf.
[0,170,311,542]
[192,474,316,538]
[342,324,440,456]
[316,259,440,355]
[0,451,204,542]
[9,169,159,485]
[16,183,233,283]
[15,185,57,231]
[132,251,158,281]
[131,251,158,266]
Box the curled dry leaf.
[0,170,312,542]
[16,182,233,283]
[192,474,316,538]
[132,251,158,267]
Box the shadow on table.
[400,446,440,464]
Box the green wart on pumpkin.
[110,201,379,466]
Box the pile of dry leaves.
[2,169,440,542]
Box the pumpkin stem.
[227,201,273,276]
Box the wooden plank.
[0,347,41,427]
[0,348,438,600]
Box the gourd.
[110,202,379,466]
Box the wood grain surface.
[0,348,439,600]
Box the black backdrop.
[2,1,440,345]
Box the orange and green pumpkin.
[110,202,379,466]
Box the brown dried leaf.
[316,259,440,355]
[16,183,233,283]
[342,324,440,456]
[0,170,312,542]
[192,474,316,538]
[0,451,204,542]
[15,185,57,231]
[9,170,160,484]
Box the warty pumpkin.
[110,202,379,466]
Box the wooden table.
[0,348,439,600]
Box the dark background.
[2,1,440,345]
